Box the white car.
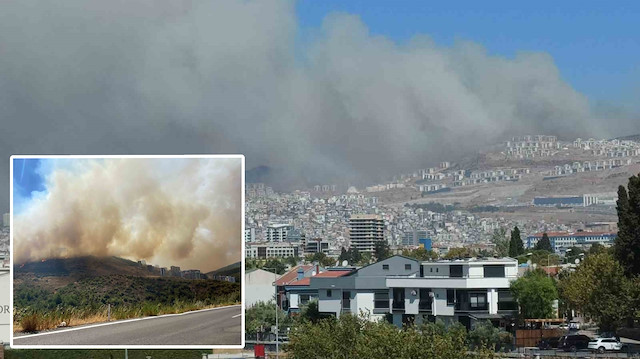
[588,338,623,353]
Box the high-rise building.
[349,214,384,253]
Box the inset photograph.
[10,155,243,348]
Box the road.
[13,305,242,346]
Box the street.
[13,305,242,346]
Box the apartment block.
[349,214,384,254]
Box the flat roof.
[422,257,517,265]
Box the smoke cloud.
[13,158,242,272]
[1,0,637,212]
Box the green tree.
[348,246,362,264]
[401,247,438,261]
[245,300,291,335]
[468,320,514,352]
[286,314,482,359]
[338,247,349,263]
[264,258,286,274]
[300,300,322,324]
[444,247,476,259]
[510,269,558,319]
[535,233,553,252]
[509,226,524,257]
[374,241,391,261]
[614,174,640,277]
[558,251,635,331]
[588,243,606,255]
[492,228,510,257]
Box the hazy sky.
[297,1,640,113]
[12,157,242,272]
[1,0,639,214]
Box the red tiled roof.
[314,270,352,278]
[275,265,314,286]
[287,277,311,286]
[530,231,616,238]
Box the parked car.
[558,334,592,352]
[538,336,561,350]
[588,338,623,353]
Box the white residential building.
[385,258,519,329]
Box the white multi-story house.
[385,258,519,329]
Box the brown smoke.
[13,157,242,272]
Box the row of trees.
[557,173,640,331]
[287,314,508,358]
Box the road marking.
[14,304,242,340]
[232,314,241,318]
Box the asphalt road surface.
[13,305,242,346]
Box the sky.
[1,0,639,214]
[12,157,242,272]
[296,1,640,113]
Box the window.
[430,268,433,273]
[327,289,332,298]
[392,288,405,309]
[446,289,455,306]
[497,290,517,310]
[382,264,389,270]
[342,291,351,309]
[450,265,463,278]
[483,265,505,278]
[405,264,412,270]
[300,294,310,305]
[469,293,487,309]
[436,268,439,273]
[419,288,431,310]
[374,292,389,309]
[420,265,424,277]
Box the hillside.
[13,256,241,332]
[206,261,241,282]
[14,256,162,291]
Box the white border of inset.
[10,154,245,349]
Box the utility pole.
[263,267,279,358]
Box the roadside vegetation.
[13,274,240,332]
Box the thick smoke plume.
[13,158,242,272]
[0,0,636,211]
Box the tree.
[535,233,553,252]
[588,243,606,255]
[286,314,482,359]
[401,247,438,261]
[468,320,514,352]
[300,300,323,324]
[558,251,635,331]
[347,246,362,264]
[492,228,509,257]
[509,226,524,257]
[245,300,291,335]
[264,258,286,274]
[338,247,349,263]
[614,174,640,277]
[444,247,476,259]
[510,269,558,319]
[374,241,391,261]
